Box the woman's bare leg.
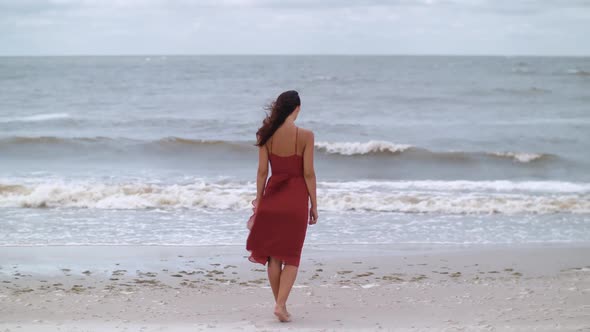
[267,257,282,301]
[268,257,291,318]
[274,264,298,322]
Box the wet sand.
[1,243,589,331]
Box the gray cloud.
[0,0,588,55]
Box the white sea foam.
[315,140,413,155]
[1,179,589,214]
[0,113,70,123]
[319,180,590,194]
[317,191,589,214]
[315,140,548,163]
[489,152,546,163]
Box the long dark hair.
[256,90,301,147]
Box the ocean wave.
[488,152,546,163]
[1,179,588,214]
[0,136,114,145]
[157,137,237,147]
[309,75,337,82]
[318,192,589,214]
[315,140,550,163]
[0,136,554,164]
[492,87,551,95]
[0,113,71,123]
[566,69,590,76]
[511,67,534,74]
[0,136,228,147]
[320,180,590,194]
[315,140,413,155]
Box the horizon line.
[0,53,589,58]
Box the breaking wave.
[1,179,588,214]
[315,140,413,155]
[0,113,71,123]
[0,136,555,164]
[566,69,590,76]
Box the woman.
[246,90,318,323]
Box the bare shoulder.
[297,127,314,141]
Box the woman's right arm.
[256,142,270,202]
[303,131,318,224]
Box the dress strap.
[294,127,298,155]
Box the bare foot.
[274,304,291,322]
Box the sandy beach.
[1,243,589,331]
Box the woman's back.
[267,125,303,177]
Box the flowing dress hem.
[247,250,300,267]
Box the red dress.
[246,127,309,267]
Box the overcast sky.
[1,0,589,56]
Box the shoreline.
[1,243,589,331]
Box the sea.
[1,55,589,247]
